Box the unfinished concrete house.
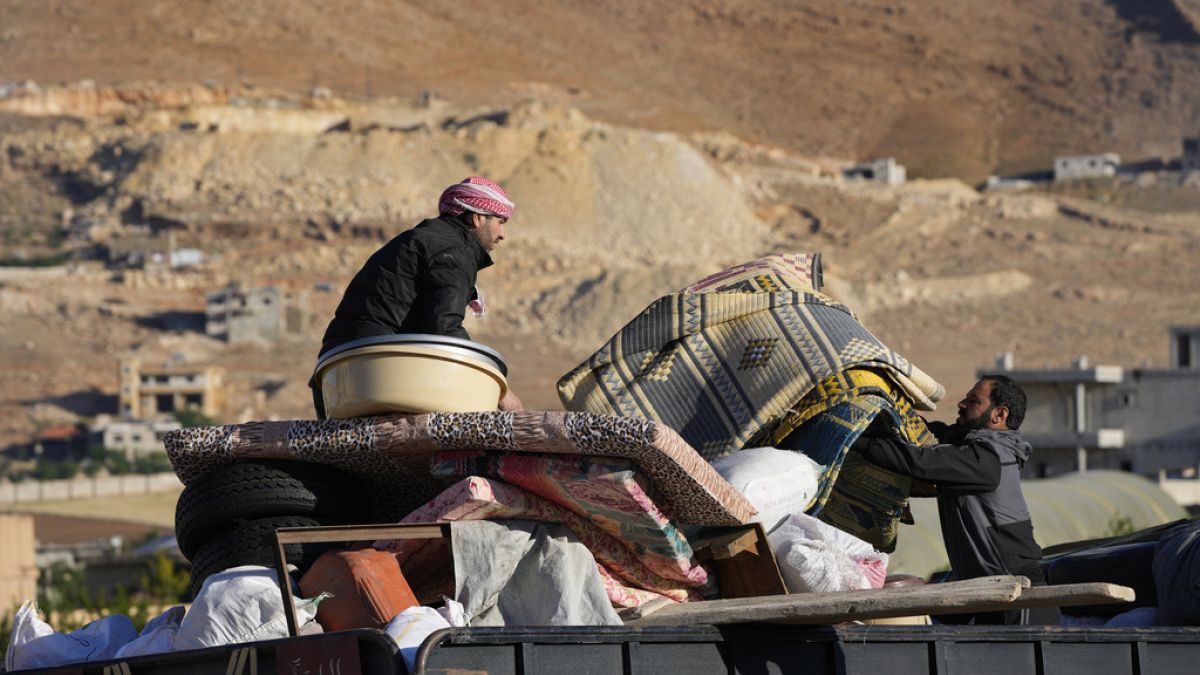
[118,358,226,419]
[1053,153,1120,181]
[982,326,1200,481]
[103,228,203,269]
[843,158,907,186]
[205,283,310,343]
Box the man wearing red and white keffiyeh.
[315,176,524,414]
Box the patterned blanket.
[770,368,938,552]
[379,476,709,607]
[430,452,703,586]
[556,254,943,459]
[163,410,755,525]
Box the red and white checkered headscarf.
[438,176,515,219]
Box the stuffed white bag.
[386,599,467,673]
[175,565,323,651]
[768,513,888,593]
[6,601,138,671]
[114,605,186,658]
[711,447,822,532]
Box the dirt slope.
[1,91,1198,452]
[3,1,1200,182]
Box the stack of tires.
[175,459,372,597]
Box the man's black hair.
[982,374,1026,430]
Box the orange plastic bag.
[299,548,420,631]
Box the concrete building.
[118,358,225,419]
[205,283,309,343]
[1053,153,1120,181]
[843,158,907,186]
[0,514,37,613]
[1184,138,1200,173]
[29,424,88,461]
[89,415,181,459]
[1172,324,1200,370]
[982,327,1200,480]
[104,229,202,270]
[104,228,167,269]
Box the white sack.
[5,602,53,671]
[712,447,821,532]
[386,600,467,673]
[769,513,888,593]
[6,601,137,671]
[175,565,322,651]
[114,605,186,658]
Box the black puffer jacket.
[320,214,492,354]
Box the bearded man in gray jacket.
[852,374,1049,624]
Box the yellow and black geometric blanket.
[556,254,944,460]
[769,368,939,551]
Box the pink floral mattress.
[376,476,710,606]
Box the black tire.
[187,515,343,598]
[175,459,369,559]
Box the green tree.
[1106,511,1135,537]
[133,454,172,475]
[61,459,79,479]
[32,461,64,481]
[26,552,188,640]
[106,450,131,476]
[142,551,191,603]
[174,409,216,428]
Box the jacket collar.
[442,214,493,270]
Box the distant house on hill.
[1053,153,1120,181]
[205,282,309,344]
[843,158,907,186]
[104,228,202,270]
[981,326,1200,481]
[89,415,181,459]
[28,425,88,461]
[118,358,226,419]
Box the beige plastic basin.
[315,342,507,418]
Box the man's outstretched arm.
[852,434,1002,493]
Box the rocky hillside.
[2,1,1200,450]
[0,87,1198,449]
[3,1,1200,183]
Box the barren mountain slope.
[1,96,1197,451]
[3,1,1200,181]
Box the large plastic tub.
[413,624,1200,675]
[314,334,508,418]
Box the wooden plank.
[631,576,1027,626]
[1009,582,1135,609]
[618,597,674,622]
[696,528,760,560]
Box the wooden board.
[690,523,788,598]
[631,575,1027,626]
[1008,582,1135,609]
[630,577,1137,627]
